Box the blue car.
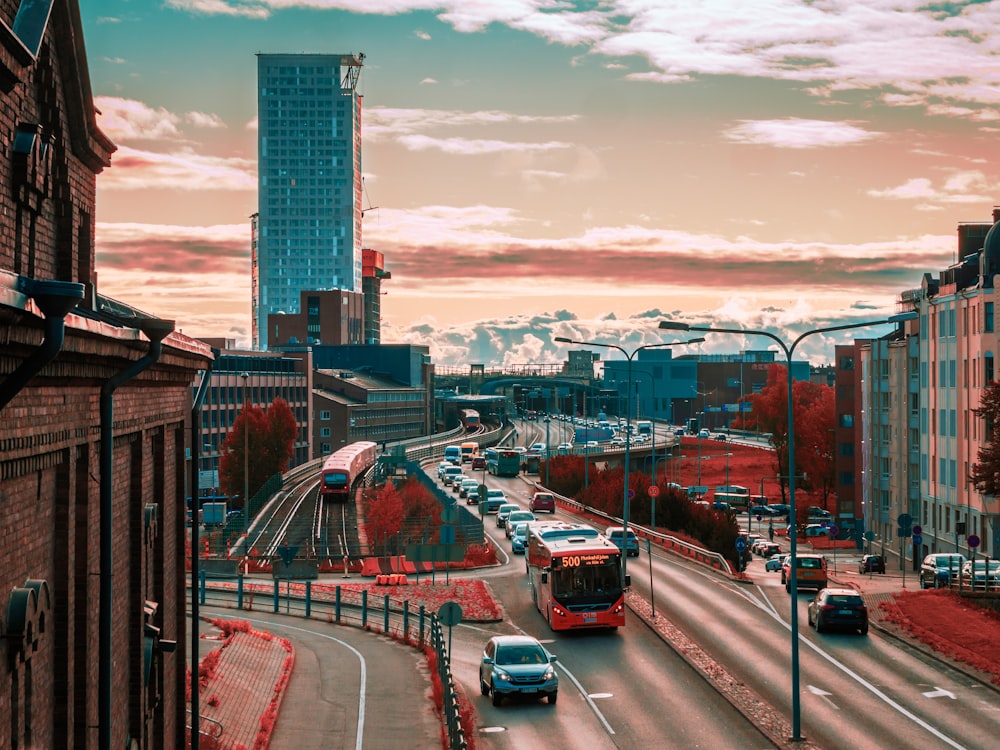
[606,526,640,557]
[510,522,529,554]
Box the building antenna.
[362,177,379,220]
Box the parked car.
[479,634,558,706]
[783,554,828,592]
[712,433,727,441]
[496,503,520,528]
[768,504,791,517]
[919,553,966,589]
[765,553,784,572]
[697,428,710,438]
[807,506,832,520]
[859,554,886,574]
[804,524,831,537]
[529,492,556,514]
[506,510,536,538]
[807,587,868,634]
[961,559,1000,590]
[606,526,640,557]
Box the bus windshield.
[550,560,622,601]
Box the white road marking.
[923,687,957,700]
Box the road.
[460,469,1000,749]
[448,473,771,748]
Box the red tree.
[970,380,1000,496]
[219,398,299,509]
[744,363,835,506]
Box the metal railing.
[193,576,468,748]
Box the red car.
[471,456,487,470]
[529,492,556,513]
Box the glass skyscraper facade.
[254,53,364,350]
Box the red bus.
[526,522,629,631]
[320,441,377,501]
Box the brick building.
[0,3,210,748]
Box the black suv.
[859,554,886,574]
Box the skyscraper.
[254,52,365,350]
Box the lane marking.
[923,687,957,700]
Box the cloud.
[170,0,1000,120]
[100,145,257,191]
[867,171,994,205]
[722,119,881,149]
[397,134,573,155]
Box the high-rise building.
[254,52,366,350]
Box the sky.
[79,1,1000,368]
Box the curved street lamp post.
[555,336,704,586]
[659,311,916,741]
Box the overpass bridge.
[434,363,607,415]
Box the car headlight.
[493,669,511,683]
[543,666,555,680]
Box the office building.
[253,52,366,350]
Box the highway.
[446,468,1000,750]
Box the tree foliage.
[219,398,298,508]
[741,363,835,505]
[970,381,1000,497]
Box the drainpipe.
[0,278,84,410]
[189,349,216,750]
[99,318,175,750]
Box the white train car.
[319,441,378,502]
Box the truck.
[201,502,227,527]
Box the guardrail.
[530,481,734,576]
[193,577,468,749]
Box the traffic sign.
[735,537,747,551]
[968,534,981,549]
[828,525,839,538]
[912,534,923,546]
[648,485,660,497]
[277,544,298,566]
[913,525,922,536]
[864,531,876,541]
[898,513,912,529]
[437,601,463,626]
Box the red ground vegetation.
[878,590,1000,685]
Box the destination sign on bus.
[553,553,614,568]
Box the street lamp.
[240,371,249,537]
[555,336,704,586]
[544,415,551,486]
[660,311,917,741]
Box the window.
[839,414,854,428]
[986,301,995,333]
[319,410,331,420]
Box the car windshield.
[496,645,546,666]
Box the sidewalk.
[193,622,293,750]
